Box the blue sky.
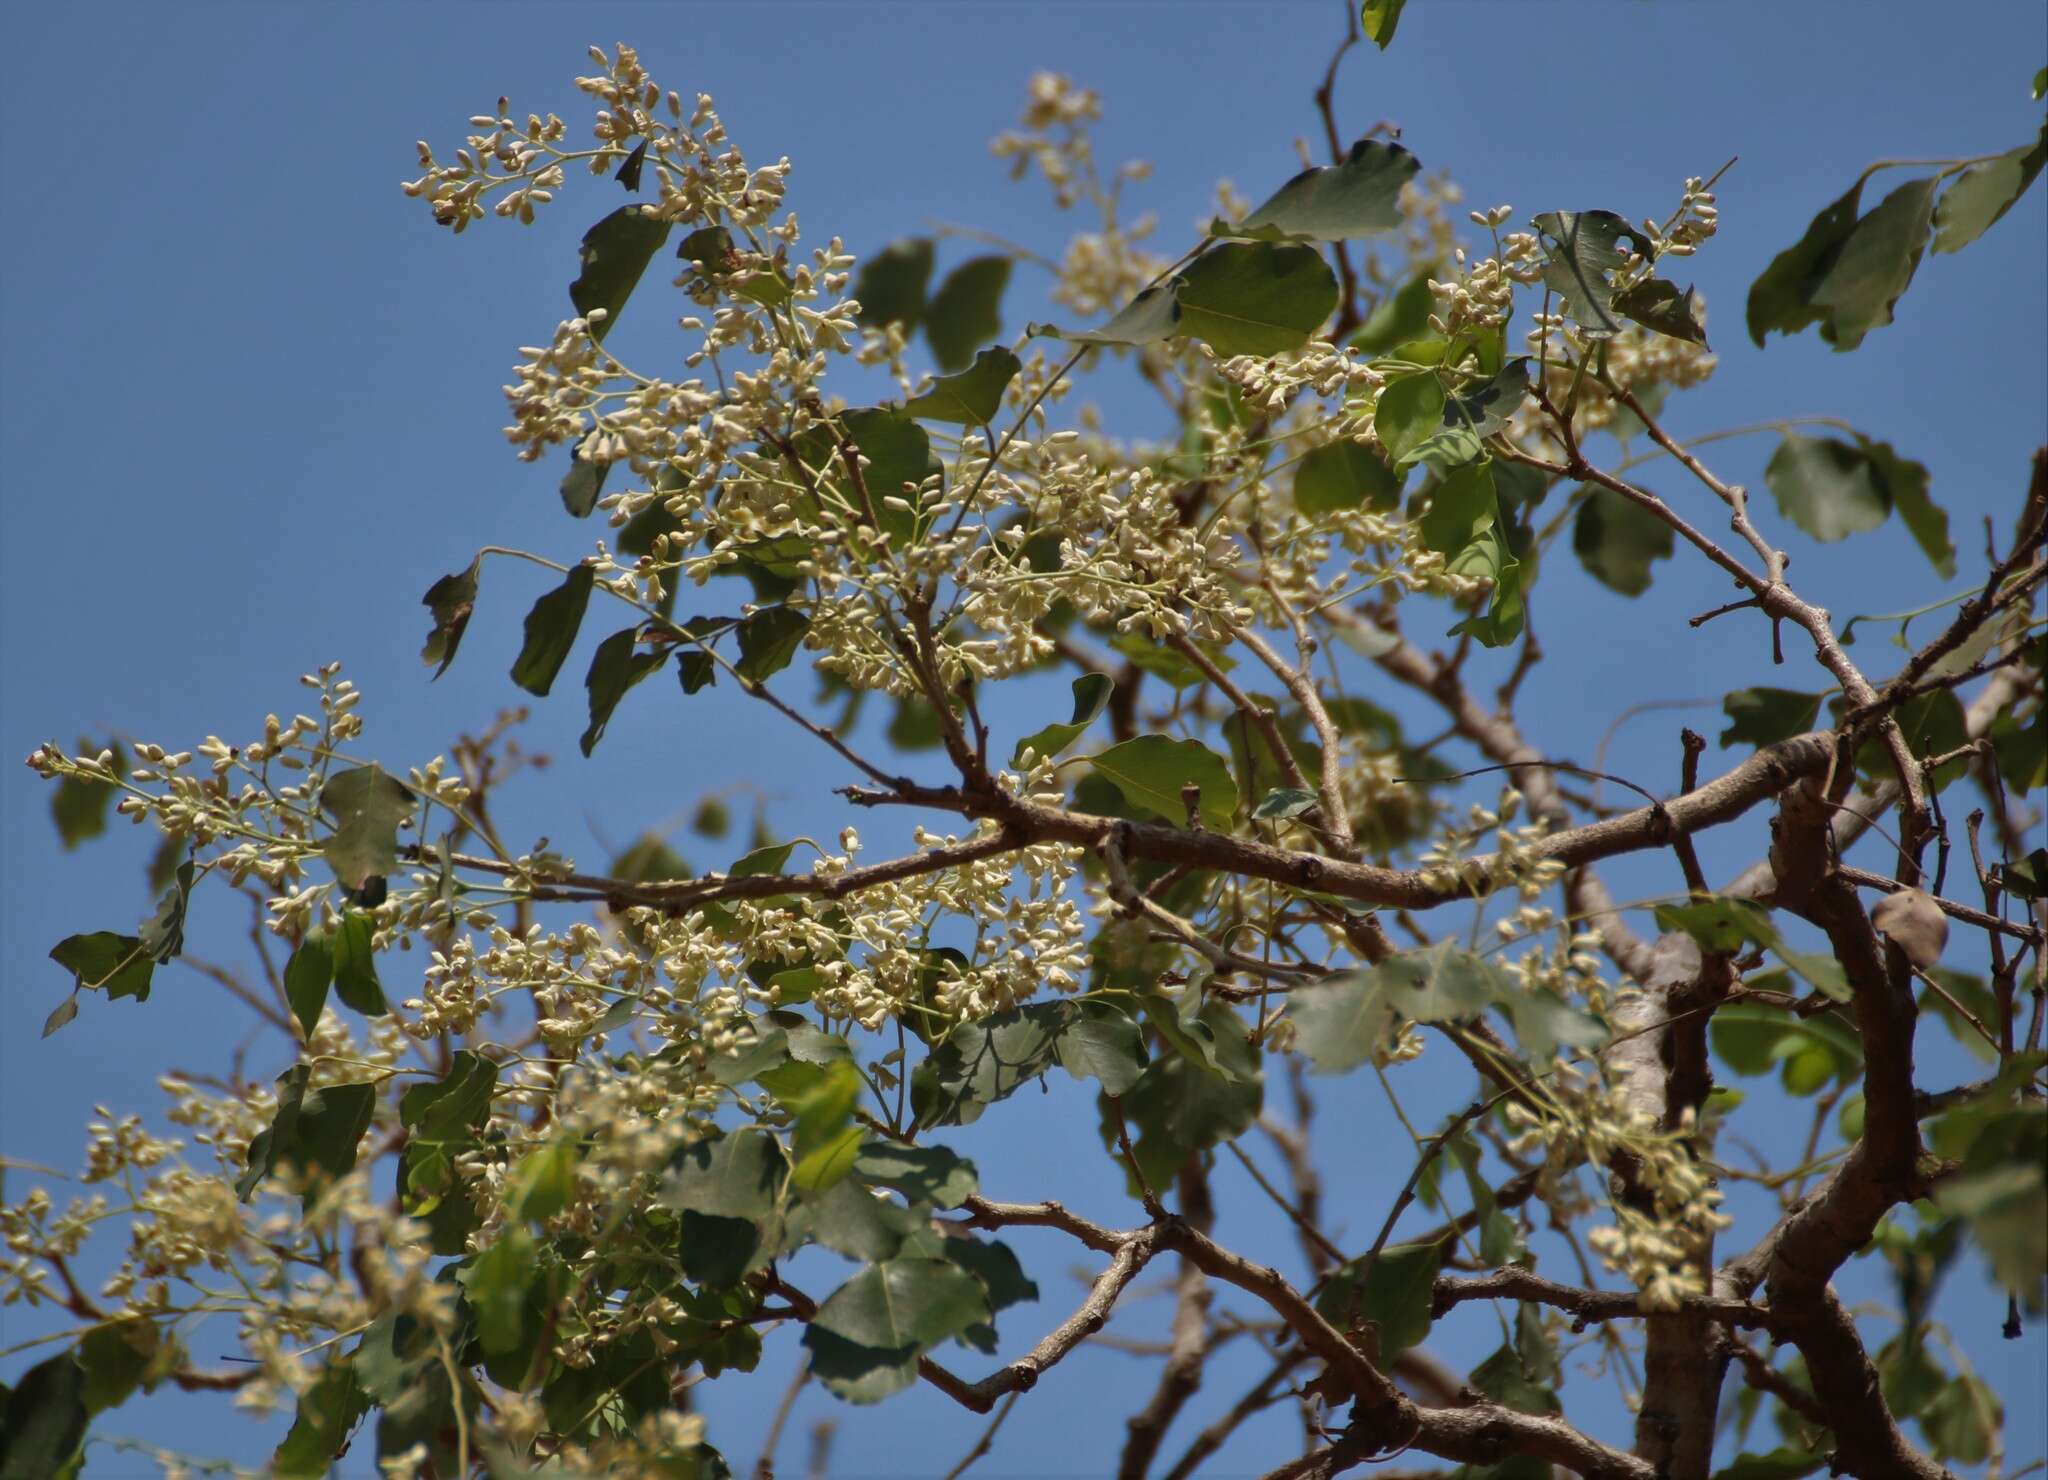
[2,2,2043,1475]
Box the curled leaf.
[1871,887,1948,968]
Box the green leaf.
[510,1140,580,1223]
[1352,273,1436,355]
[326,911,386,1017]
[1653,895,1779,954]
[733,605,811,685]
[1109,630,1235,689]
[800,1326,919,1404]
[1052,1003,1149,1096]
[421,558,481,677]
[1573,485,1674,595]
[1031,281,1181,347]
[1766,434,1890,543]
[1254,787,1320,820]
[1612,277,1709,345]
[1295,439,1402,514]
[853,1138,979,1209]
[614,138,648,191]
[135,859,193,967]
[467,1228,537,1354]
[398,1051,499,1252]
[811,1257,990,1352]
[1711,1003,1862,1092]
[1291,944,1503,1071]
[580,627,667,756]
[1721,687,1824,749]
[679,1210,766,1288]
[1747,180,1866,347]
[271,1359,369,1479]
[854,238,934,329]
[1998,846,2048,898]
[559,433,611,518]
[1361,0,1406,49]
[237,1065,375,1207]
[1219,138,1419,242]
[284,931,336,1038]
[51,742,122,848]
[790,1175,921,1263]
[1316,1241,1440,1359]
[76,1318,159,1415]
[50,931,153,1004]
[1862,437,1953,578]
[925,255,1010,372]
[1374,373,1445,466]
[1417,458,1495,554]
[1933,124,2046,254]
[1531,210,1648,339]
[1174,242,1337,357]
[510,564,596,696]
[569,206,671,342]
[1811,175,1939,350]
[0,1353,88,1480]
[901,347,1021,425]
[663,1127,788,1223]
[1090,735,1239,829]
[1923,1373,2002,1464]
[1711,1451,1825,1480]
[1502,987,1606,1063]
[917,1004,1067,1128]
[318,765,416,893]
[1013,672,1114,765]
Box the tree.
[4,11,2044,1480]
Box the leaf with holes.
[420,557,481,677]
[1531,210,1648,339]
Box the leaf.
[613,137,648,191]
[1748,180,1866,347]
[853,1138,979,1209]
[398,1051,500,1252]
[1531,210,1649,339]
[1612,276,1709,345]
[1720,687,1823,748]
[1254,787,1320,821]
[1810,175,1939,350]
[1503,988,1607,1062]
[800,1326,920,1404]
[1013,672,1114,765]
[1653,895,1779,954]
[917,1004,1066,1128]
[1923,1373,2002,1464]
[1032,281,1181,347]
[1173,242,1338,357]
[1417,458,1495,555]
[1361,0,1406,49]
[40,997,77,1038]
[331,912,388,1016]
[854,238,935,330]
[1291,944,1503,1071]
[510,563,596,696]
[1998,846,2048,898]
[1090,735,1239,829]
[1374,373,1445,466]
[790,1175,922,1263]
[580,627,667,756]
[420,557,481,677]
[284,931,335,1038]
[1711,1003,1862,1092]
[811,1257,990,1353]
[1352,273,1435,355]
[50,931,153,1004]
[1573,485,1674,595]
[1315,1241,1440,1359]
[925,255,1010,372]
[1052,1004,1149,1096]
[467,1228,537,1354]
[75,1318,159,1416]
[568,206,671,342]
[1711,1452,1825,1480]
[272,1359,370,1479]
[1294,439,1402,514]
[0,1352,88,1480]
[1219,138,1419,242]
[1870,887,1948,968]
[237,1065,375,1207]
[1765,434,1890,543]
[559,432,612,519]
[139,858,194,964]
[1861,437,1952,578]
[733,605,811,685]
[51,740,122,848]
[901,347,1020,425]
[318,765,416,892]
[663,1127,787,1223]
[1935,126,2046,253]
[1109,630,1235,689]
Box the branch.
[1432,1268,1778,1334]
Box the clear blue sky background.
[3,3,2042,1476]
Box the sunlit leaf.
[1089,735,1239,829]
[1218,138,1418,242]
[1174,242,1338,357]
[901,346,1020,425]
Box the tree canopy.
[5,10,2045,1480]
